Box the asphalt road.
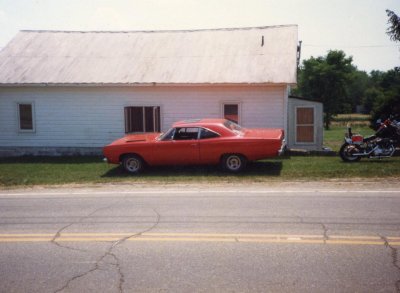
[0,181,400,293]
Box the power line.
[303,43,400,49]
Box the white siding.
[0,85,285,148]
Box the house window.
[223,104,239,124]
[124,106,161,133]
[17,103,35,132]
[296,107,315,143]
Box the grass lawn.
[323,125,374,152]
[1,114,398,187]
[1,155,399,187]
[325,113,374,152]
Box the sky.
[0,0,399,73]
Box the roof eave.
[0,82,297,87]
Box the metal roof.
[0,25,298,86]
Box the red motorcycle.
[339,117,400,162]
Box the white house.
[0,25,318,156]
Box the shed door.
[296,107,315,143]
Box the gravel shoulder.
[1,178,399,196]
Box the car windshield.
[223,120,244,135]
[157,128,175,141]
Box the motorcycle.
[339,117,400,162]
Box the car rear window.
[223,120,243,135]
[200,128,220,139]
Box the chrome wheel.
[122,155,144,173]
[339,144,361,162]
[222,154,247,173]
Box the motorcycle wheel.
[339,143,361,162]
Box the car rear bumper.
[278,139,286,156]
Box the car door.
[153,127,200,165]
[198,127,223,164]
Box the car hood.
[108,133,160,146]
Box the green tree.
[297,50,353,129]
[369,70,385,86]
[347,69,369,112]
[370,67,400,125]
[386,9,400,41]
[368,9,400,125]
[363,87,385,114]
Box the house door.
[296,107,315,144]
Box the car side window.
[173,127,199,140]
[200,128,220,139]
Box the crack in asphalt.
[298,217,330,244]
[106,208,161,293]
[320,223,329,244]
[51,205,114,252]
[53,208,161,293]
[380,235,400,293]
[294,216,330,244]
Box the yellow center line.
[0,232,399,245]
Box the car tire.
[122,154,144,174]
[221,154,247,173]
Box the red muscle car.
[103,119,285,173]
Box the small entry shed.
[287,96,323,151]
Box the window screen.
[124,106,161,133]
[18,103,34,131]
[223,104,239,124]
